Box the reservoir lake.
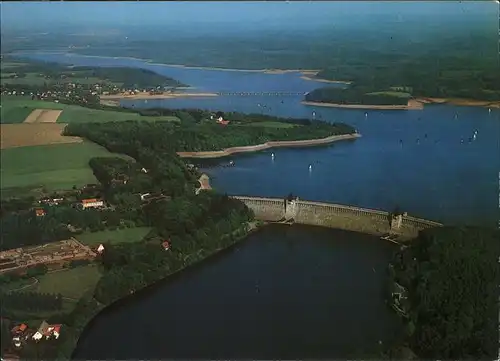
[14,52,500,359]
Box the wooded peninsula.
[305,52,500,107]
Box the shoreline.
[302,99,424,110]
[70,220,264,359]
[177,133,361,159]
[303,97,500,110]
[415,97,500,109]
[11,52,498,107]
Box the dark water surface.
[73,225,400,360]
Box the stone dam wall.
[233,196,443,241]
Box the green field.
[0,141,130,198]
[2,265,102,318]
[0,100,35,123]
[33,265,102,300]
[76,227,153,246]
[1,96,180,124]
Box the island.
[303,87,424,110]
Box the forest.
[304,87,410,105]
[389,226,500,359]
[64,119,354,153]
[315,53,500,101]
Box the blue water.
[14,51,500,226]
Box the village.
[0,168,214,275]
[9,320,62,350]
[0,78,173,107]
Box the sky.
[1,1,496,32]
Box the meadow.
[76,227,153,246]
[0,141,130,198]
[0,96,180,124]
[1,265,103,320]
[32,265,102,300]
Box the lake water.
[11,51,500,359]
[73,225,400,359]
[15,51,500,226]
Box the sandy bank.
[100,92,219,101]
[302,99,423,110]
[416,97,500,109]
[300,76,352,85]
[300,70,352,85]
[177,133,361,159]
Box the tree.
[393,226,500,359]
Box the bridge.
[232,196,443,241]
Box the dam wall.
[233,196,442,241]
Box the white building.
[81,199,104,209]
[32,321,49,341]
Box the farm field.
[76,227,153,246]
[0,141,130,198]
[0,123,82,149]
[1,96,180,124]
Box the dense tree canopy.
[390,226,500,359]
[64,119,355,153]
[305,87,410,105]
[316,54,500,101]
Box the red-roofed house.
[162,240,171,251]
[45,324,62,340]
[11,323,27,335]
[35,209,46,217]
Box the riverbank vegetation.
[387,226,499,359]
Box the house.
[45,324,62,340]
[32,321,62,341]
[140,193,151,201]
[97,244,105,254]
[11,323,27,336]
[162,240,171,251]
[11,323,27,334]
[81,198,104,210]
[35,208,46,217]
[32,321,49,341]
[141,167,148,173]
